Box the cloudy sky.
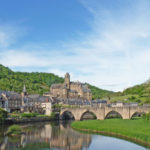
[0,0,150,91]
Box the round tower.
[65,72,70,89]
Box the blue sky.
[0,0,150,91]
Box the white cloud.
[0,50,50,67]
[0,24,24,48]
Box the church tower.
[21,84,27,107]
[65,72,70,89]
[22,84,27,96]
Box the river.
[0,121,149,150]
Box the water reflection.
[0,122,149,150]
[0,122,91,150]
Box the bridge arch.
[105,110,123,119]
[80,110,97,121]
[130,111,145,119]
[60,110,75,120]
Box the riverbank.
[0,112,59,124]
[5,116,55,124]
[71,119,150,147]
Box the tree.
[0,108,8,123]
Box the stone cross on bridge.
[60,106,150,120]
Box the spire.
[23,84,26,93]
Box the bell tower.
[21,84,27,108]
[65,72,70,89]
[22,84,27,96]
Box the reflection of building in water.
[20,124,52,147]
[0,123,91,150]
[50,125,91,150]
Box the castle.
[49,73,92,100]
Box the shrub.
[52,104,62,108]
[7,125,22,135]
[10,114,19,118]
[143,112,150,121]
[50,112,56,119]
[37,114,49,117]
[0,108,8,122]
[21,112,39,118]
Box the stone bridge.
[60,106,150,120]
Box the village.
[0,73,141,118]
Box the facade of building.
[49,73,92,100]
[8,93,22,111]
[21,86,52,115]
[0,91,21,112]
[0,92,9,111]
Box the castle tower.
[65,72,70,89]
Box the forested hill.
[0,64,113,98]
[122,81,150,104]
[110,81,150,104]
[87,84,113,99]
[0,64,64,95]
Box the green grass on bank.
[71,119,150,143]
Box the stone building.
[21,85,52,115]
[49,73,92,100]
[0,91,22,112]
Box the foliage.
[109,80,150,104]
[20,112,39,118]
[0,64,64,95]
[121,82,150,104]
[10,114,20,118]
[10,113,50,118]
[87,84,113,99]
[52,104,62,108]
[143,112,150,121]
[50,112,56,119]
[37,114,50,117]
[72,119,150,143]
[7,125,22,135]
[0,108,8,122]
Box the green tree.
[0,108,8,122]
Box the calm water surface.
[0,121,149,150]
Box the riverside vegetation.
[72,113,150,146]
[10,112,56,119]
